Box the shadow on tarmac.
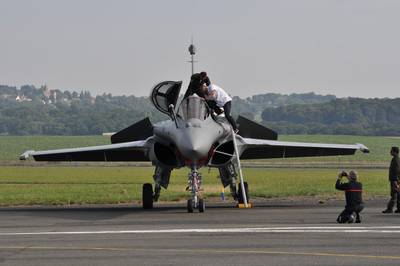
[0,202,307,221]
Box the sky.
[0,0,399,98]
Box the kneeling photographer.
[335,170,364,223]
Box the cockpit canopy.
[178,96,209,121]
[150,81,182,119]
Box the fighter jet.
[20,81,369,212]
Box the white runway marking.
[2,226,400,236]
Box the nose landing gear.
[187,168,205,213]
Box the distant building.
[15,95,32,102]
[42,84,51,99]
[41,84,59,104]
[1,94,13,99]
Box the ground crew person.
[202,82,238,132]
[382,146,400,213]
[335,170,364,223]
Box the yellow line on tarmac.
[0,246,399,261]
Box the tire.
[187,199,194,213]
[198,198,205,213]
[237,182,249,204]
[142,183,153,209]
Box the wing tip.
[19,150,35,160]
[356,143,369,153]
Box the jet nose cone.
[178,127,212,160]
[180,136,210,160]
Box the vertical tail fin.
[111,117,153,144]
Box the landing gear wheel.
[198,198,205,213]
[237,182,249,204]
[187,199,194,213]
[142,183,153,209]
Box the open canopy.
[150,81,182,118]
[177,96,209,121]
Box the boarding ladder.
[231,128,250,208]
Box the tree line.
[5,85,399,136]
[261,98,400,135]
[1,84,338,135]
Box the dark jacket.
[389,156,400,181]
[335,179,363,208]
[184,73,213,99]
[183,74,204,99]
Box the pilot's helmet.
[200,72,210,86]
[191,73,201,81]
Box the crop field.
[0,135,398,163]
[0,166,390,206]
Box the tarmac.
[0,200,400,266]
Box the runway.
[0,201,400,266]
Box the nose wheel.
[187,168,205,213]
[187,199,193,213]
[187,198,205,213]
[198,198,205,213]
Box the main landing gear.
[141,165,249,211]
[142,183,154,209]
[237,181,249,205]
[187,168,205,213]
[142,166,172,209]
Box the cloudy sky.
[1,0,399,98]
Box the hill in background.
[1,84,399,136]
[262,98,400,135]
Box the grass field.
[0,135,397,163]
[277,135,398,163]
[0,166,390,206]
[0,135,108,161]
[0,135,395,206]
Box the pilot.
[183,73,204,99]
[335,170,364,223]
[382,146,400,213]
[201,80,238,133]
[198,72,223,115]
[200,71,211,87]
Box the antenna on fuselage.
[188,36,197,75]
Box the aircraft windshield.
[178,96,209,121]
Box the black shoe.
[382,209,393,213]
[355,218,361,223]
[395,209,400,213]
